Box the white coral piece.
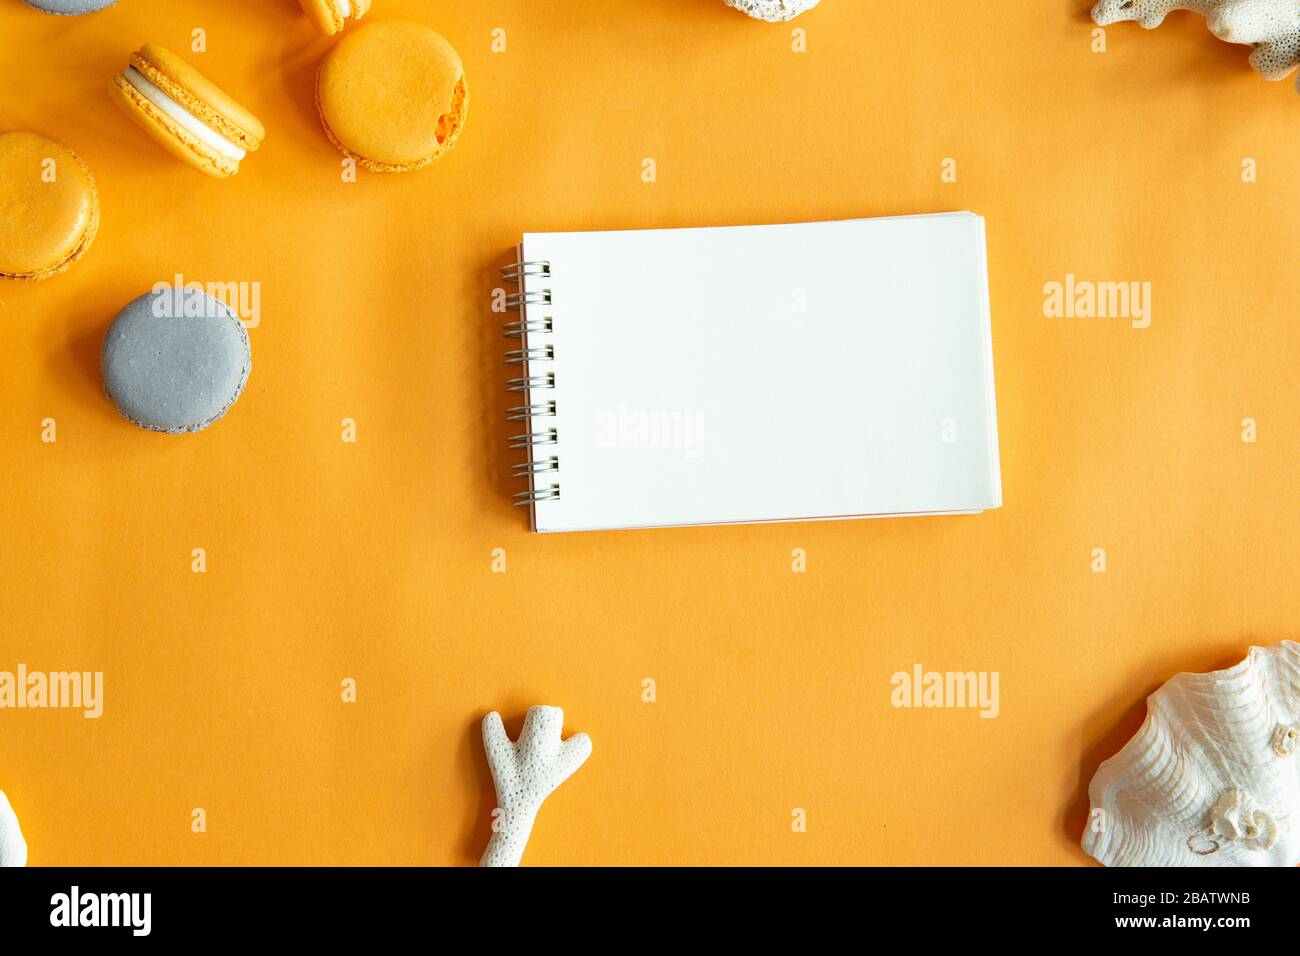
[480,705,591,867]
[1092,0,1217,29]
[1092,0,1300,90]
[724,0,821,22]
[0,790,27,867]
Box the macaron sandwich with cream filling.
[299,0,370,36]
[110,44,264,178]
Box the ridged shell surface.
[1083,642,1300,867]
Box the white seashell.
[479,705,591,867]
[1091,0,1300,91]
[1083,642,1300,867]
[0,790,27,867]
[723,0,821,23]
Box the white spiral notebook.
[502,212,1002,533]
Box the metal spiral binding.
[503,317,551,338]
[506,401,556,422]
[514,485,561,503]
[504,345,554,365]
[502,260,557,506]
[501,261,550,281]
[506,373,554,393]
[513,456,559,477]
[508,428,557,450]
[505,290,550,308]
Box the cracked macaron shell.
[0,131,100,281]
[101,289,252,434]
[110,44,264,178]
[315,20,468,173]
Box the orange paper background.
[0,0,1297,866]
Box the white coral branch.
[1092,0,1300,90]
[0,790,27,867]
[1092,0,1217,29]
[480,706,591,867]
[724,0,821,23]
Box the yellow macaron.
[0,131,99,282]
[298,0,370,36]
[110,44,264,179]
[316,20,467,174]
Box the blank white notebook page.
[516,212,1001,533]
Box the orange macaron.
[298,0,370,36]
[0,131,99,281]
[315,20,467,174]
[110,44,264,178]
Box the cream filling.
[122,66,247,163]
[334,0,352,18]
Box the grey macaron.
[24,0,117,14]
[101,288,251,434]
